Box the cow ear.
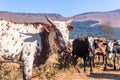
[114,42,118,45]
[44,25,51,32]
[67,25,74,31]
[94,39,99,43]
[99,40,103,42]
[103,43,107,45]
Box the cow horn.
[45,15,55,26]
[66,18,74,25]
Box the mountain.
[0,10,120,27]
[0,10,120,39]
[0,11,66,25]
[73,9,120,28]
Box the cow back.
[72,38,89,58]
[0,19,44,62]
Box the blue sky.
[0,0,120,17]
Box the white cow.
[0,15,74,80]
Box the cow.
[104,39,120,71]
[0,15,74,80]
[94,38,107,65]
[72,36,98,74]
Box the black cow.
[72,36,97,74]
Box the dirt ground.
[1,54,120,80]
[53,66,120,80]
[32,62,120,80]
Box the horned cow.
[0,15,74,80]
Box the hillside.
[0,10,120,39]
[74,9,120,28]
[1,9,120,27]
[0,11,66,25]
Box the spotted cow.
[104,39,120,70]
[0,16,74,80]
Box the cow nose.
[88,47,92,51]
[113,51,116,53]
[67,47,71,51]
[66,47,72,53]
[57,47,67,54]
[63,47,67,52]
[62,47,71,53]
[107,51,111,53]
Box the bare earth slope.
[1,9,120,27]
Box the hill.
[0,10,120,39]
[1,9,120,27]
[74,9,120,28]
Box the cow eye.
[113,51,116,53]
[108,51,111,53]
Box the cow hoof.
[93,64,95,68]
[90,72,93,75]
[104,67,107,71]
[90,70,93,73]
[114,67,116,70]
[84,70,86,73]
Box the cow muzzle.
[57,47,71,54]
[88,47,94,57]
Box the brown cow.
[94,38,107,65]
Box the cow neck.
[53,27,65,52]
[34,30,51,67]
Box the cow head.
[45,15,74,53]
[87,36,98,56]
[106,40,116,58]
[88,36,95,50]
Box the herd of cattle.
[0,15,120,80]
[72,36,120,74]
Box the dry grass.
[0,54,120,80]
[0,63,22,80]
[0,53,79,80]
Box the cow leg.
[117,57,120,70]
[83,57,87,72]
[113,54,116,70]
[118,58,120,70]
[98,55,100,63]
[0,63,2,70]
[93,54,95,67]
[22,58,34,80]
[102,55,105,64]
[104,55,107,71]
[72,55,78,66]
[90,56,93,74]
